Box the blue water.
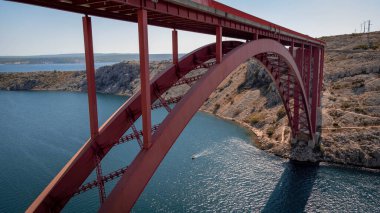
[0,62,115,72]
[0,53,179,72]
[0,91,379,212]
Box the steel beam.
[82,15,99,139]
[311,47,320,133]
[289,40,294,57]
[172,29,178,65]
[216,25,222,63]
[301,43,305,78]
[293,48,302,133]
[318,49,324,107]
[138,9,152,149]
[305,46,311,104]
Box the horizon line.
[0,52,186,57]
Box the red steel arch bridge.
[9,0,325,212]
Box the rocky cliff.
[319,32,380,168]
[199,32,380,168]
[0,61,171,96]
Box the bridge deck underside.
[11,0,324,48]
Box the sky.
[0,0,379,56]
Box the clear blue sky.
[0,0,379,56]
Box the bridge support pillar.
[216,26,222,63]
[311,47,321,134]
[172,29,178,65]
[305,46,311,103]
[138,9,152,149]
[293,48,303,134]
[82,15,99,139]
[252,31,259,40]
[290,134,320,162]
[318,50,324,107]
[83,14,107,205]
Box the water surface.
[0,91,379,212]
[0,62,115,72]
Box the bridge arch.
[100,39,313,211]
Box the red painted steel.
[216,26,222,63]
[82,16,99,139]
[204,0,323,45]
[305,47,312,102]
[301,43,305,78]
[9,0,325,47]
[26,41,242,212]
[99,39,313,211]
[95,155,106,203]
[129,120,144,149]
[318,50,325,107]
[83,15,107,205]
[311,47,321,133]
[138,9,152,149]
[115,124,161,147]
[172,29,178,65]
[75,166,128,195]
[293,48,302,133]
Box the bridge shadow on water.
[261,160,319,213]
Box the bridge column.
[252,30,259,40]
[83,15,107,204]
[289,40,294,57]
[82,15,99,139]
[172,29,178,65]
[293,48,303,134]
[138,9,152,149]
[318,49,324,107]
[311,47,320,134]
[301,43,305,78]
[305,45,312,103]
[216,26,222,63]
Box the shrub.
[266,126,275,138]
[213,104,220,114]
[332,83,343,90]
[333,123,340,128]
[244,113,265,126]
[354,107,366,114]
[233,109,242,117]
[353,44,379,50]
[341,102,351,109]
[352,79,365,88]
[353,44,368,50]
[276,107,286,120]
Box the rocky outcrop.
[319,32,380,168]
[200,32,380,168]
[0,71,85,91]
[0,61,171,96]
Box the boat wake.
[192,149,213,159]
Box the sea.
[0,90,379,212]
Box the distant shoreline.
[0,53,183,66]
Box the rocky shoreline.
[1,32,380,169]
[0,60,172,96]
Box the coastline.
[200,109,380,170]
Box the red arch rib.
[100,39,313,212]
[26,41,243,212]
